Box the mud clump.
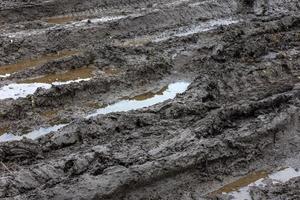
[0,0,300,199]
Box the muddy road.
[0,0,300,199]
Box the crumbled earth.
[0,0,300,199]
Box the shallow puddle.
[0,81,190,142]
[0,78,91,100]
[78,16,127,24]
[0,67,94,100]
[210,167,300,199]
[0,124,67,142]
[20,67,94,84]
[86,81,190,118]
[0,50,79,77]
[0,83,52,100]
[45,15,127,25]
[210,171,268,196]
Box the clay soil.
[0,0,300,199]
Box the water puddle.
[0,50,79,77]
[0,124,67,142]
[210,171,269,196]
[20,67,94,84]
[44,14,128,25]
[0,67,94,100]
[122,18,239,46]
[0,81,190,142]
[0,79,91,100]
[45,15,127,26]
[210,167,300,199]
[0,83,51,100]
[75,16,127,25]
[87,81,190,118]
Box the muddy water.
[45,15,128,25]
[0,79,91,100]
[211,167,300,199]
[46,16,127,25]
[0,50,79,77]
[210,171,269,196]
[0,81,190,142]
[20,67,94,84]
[0,67,94,100]
[87,81,190,118]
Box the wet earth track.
[0,0,300,199]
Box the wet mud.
[0,50,79,77]
[0,0,300,199]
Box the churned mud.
[0,0,300,199]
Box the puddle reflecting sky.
[211,167,300,200]
[0,78,91,100]
[0,124,67,142]
[45,15,127,25]
[0,67,94,100]
[0,81,190,142]
[86,81,190,118]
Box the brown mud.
[20,67,94,84]
[0,0,300,199]
[0,50,79,76]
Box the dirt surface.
[0,0,300,199]
[249,176,300,200]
